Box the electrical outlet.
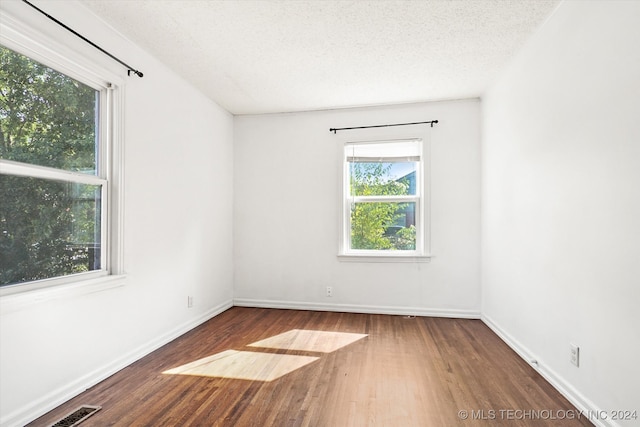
[187,296,194,308]
[570,343,579,367]
[326,286,333,297]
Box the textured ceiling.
[82,0,560,115]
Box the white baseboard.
[233,298,481,319]
[481,315,618,427]
[2,299,233,427]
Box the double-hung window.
[0,42,120,291]
[341,139,427,259]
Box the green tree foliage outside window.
[0,45,101,286]
[349,162,416,250]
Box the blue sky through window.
[389,162,416,181]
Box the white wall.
[0,2,234,426]
[482,0,640,423]
[234,100,481,317]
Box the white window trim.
[338,135,432,262]
[0,8,126,302]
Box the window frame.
[339,136,431,262]
[0,9,125,299]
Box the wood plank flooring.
[28,307,593,426]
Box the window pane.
[350,202,416,250]
[0,45,99,174]
[349,162,417,196]
[0,175,102,286]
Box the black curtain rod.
[22,0,143,78]
[330,120,438,134]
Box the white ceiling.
[82,0,560,115]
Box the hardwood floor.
[28,308,593,426]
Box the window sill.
[337,254,433,263]
[0,274,127,314]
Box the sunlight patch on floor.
[247,329,368,353]
[162,350,319,382]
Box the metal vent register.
[48,406,101,427]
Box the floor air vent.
[49,405,101,427]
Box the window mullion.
[352,195,419,203]
[0,160,106,186]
